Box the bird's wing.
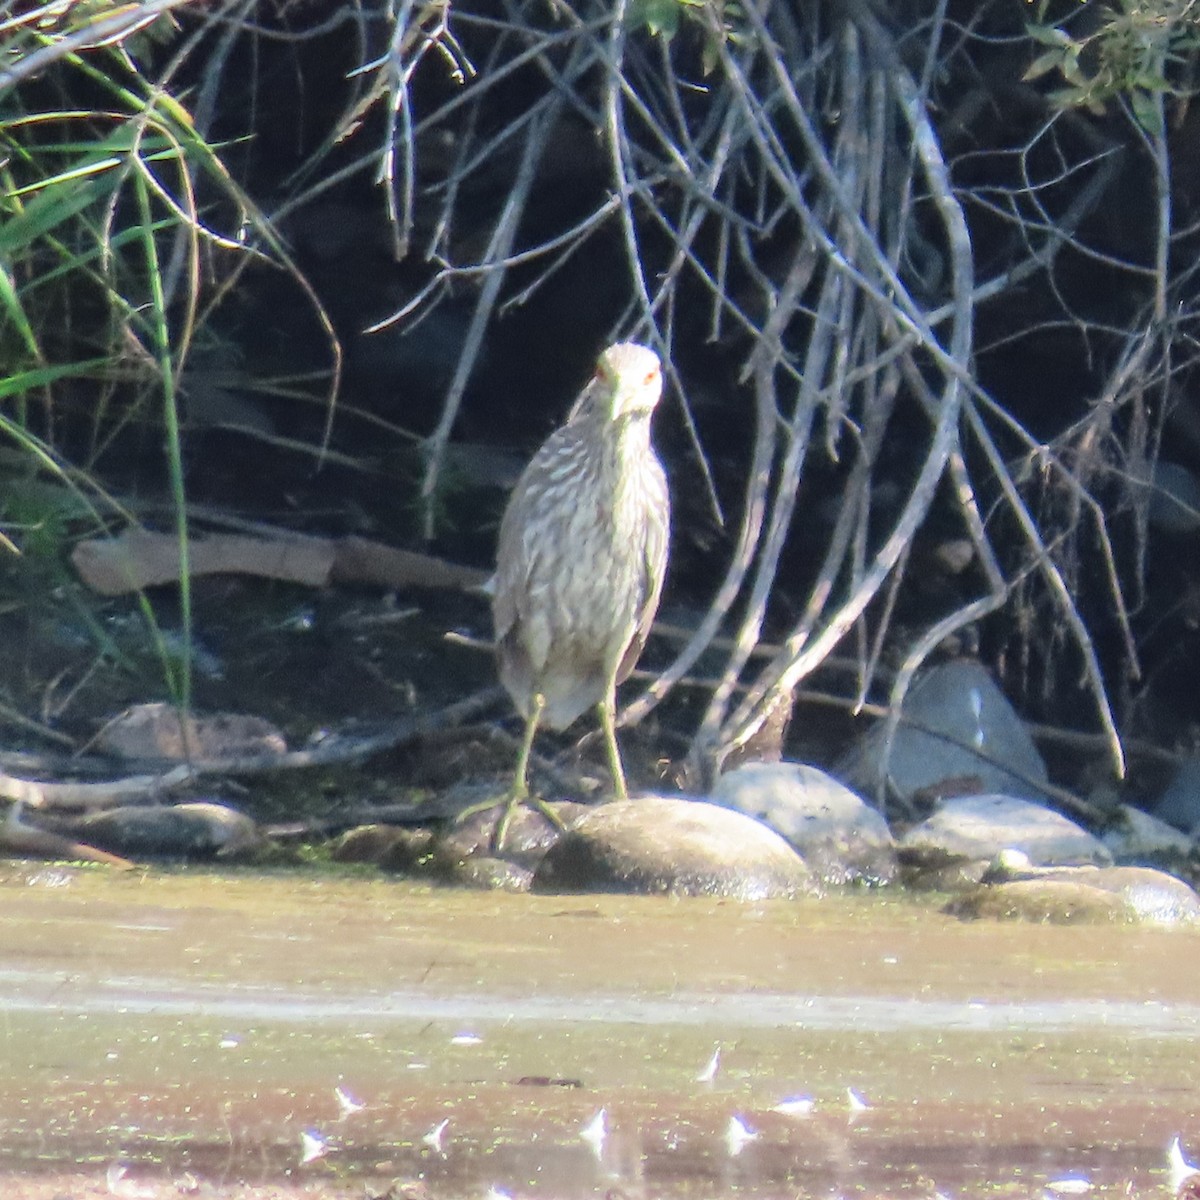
[491,500,522,647]
[492,487,538,715]
[616,460,670,684]
[492,459,556,675]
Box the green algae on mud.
[0,864,1195,1197]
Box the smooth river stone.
[946,865,1200,927]
[531,795,816,899]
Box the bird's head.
[583,342,663,423]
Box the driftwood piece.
[72,527,334,594]
[331,535,490,591]
[0,763,192,811]
[71,526,491,595]
[0,689,504,810]
[0,802,135,868]
[32,801,265,860]
[100,687,506,777]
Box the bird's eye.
[645,369,659,386]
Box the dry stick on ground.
[71,526,490,595]
[0,689,506,811]
[0,764,194,811]
[0,802,135,868]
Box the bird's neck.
[608,411,652,463]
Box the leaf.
[1047,86,1101,111]
[1023,49,1065,82]
[629,0,681,38]
[702,36,721,76]
[0,164,116,253]
[1059,48,1087,86]
[0,265,40,360]
[1130,88,1165,135]
[0,359,111,399]
[1026,22,1074,48]
[1132,72,1173,95]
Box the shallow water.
[0,864,1197,1198]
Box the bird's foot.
[455,790,567,853]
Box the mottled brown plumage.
[492,341,670,826]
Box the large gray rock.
[1103,804,1194,863]
[531,796,816,899]
[1153,756,1200,834]
[900,794,1111,887]
[1147,461,1200,534]
[710,762,896,886]
[836,661,1050,806]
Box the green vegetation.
[0,2,334,715]
[1026,0,1200,131]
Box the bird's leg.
[509,692,543,801]
[597,680,629,799]
[493,692,567,848]
[459,693,565,851]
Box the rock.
[1147,461,1200,535]
[47,802,265,860]
[442,855,533,892]
[947,877,1125,923]
[436,801,588,871]
[710,761,896,886]
[335,806,579,887]
[899,794,1111,889]
[835,661,1050,807]
[1153,756,1200,834]
[95,703,287,761]
[531,796,816,898]
[332,824,432,866]
[1103,805,1195,864]
[1073,866,1200,924]
[947,860,1200,927]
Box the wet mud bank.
[0,866,1196,1198]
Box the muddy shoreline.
[0,868,1193,1197]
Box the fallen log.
[71,526,490,596]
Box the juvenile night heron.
[490,341,670,836]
